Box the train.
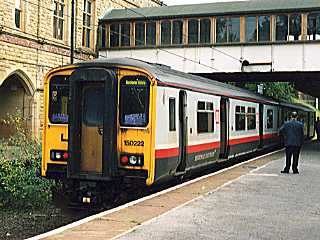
[42,58,315,205]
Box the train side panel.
[228,99,260,158]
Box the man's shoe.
[293,171,299,174]
[281,170,289,174]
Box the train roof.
[77,57,280,104]
[102,0,320,21]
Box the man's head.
[291,111,298,119]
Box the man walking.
[279,112,304,174]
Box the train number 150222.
[124,140,144,147]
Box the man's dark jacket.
[279,119,304,147]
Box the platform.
[31,142,320,240]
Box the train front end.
[66,64,156,205]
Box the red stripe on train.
[155,133,279,159]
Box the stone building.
[0,0,162,139]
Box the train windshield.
[120,75,150,127]
[49,75,69,124]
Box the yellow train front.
[42,59,161,205]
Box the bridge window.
[258,16,270,41]
[146,22,156,45]
[289,14,301,41]
[246,16,257,42]
[110,22,131,47]
[200,19,211,44]
[247,107,256,130]
[307,12,320,40]
[173,20,183,45]
[235,106,245,131]
[161,20,171,45]
[121,23,131,46]
[267,109,274,129]
[110,23,120,47]
[216,17,240,43]
[197,101,214,133]
[276,15,288,41]
[188,19,199,44]
[135,22,145,46]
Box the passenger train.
[42,58,315,205]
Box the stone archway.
[0,70,35,138]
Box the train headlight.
[50,150,69,161]
[120,154,144,167]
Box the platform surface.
[35,142,320,240]
[118,142,320,240]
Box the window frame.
[235,105,246,131]
[82,0,93,48]
[53,0,65,40]
[169,98,176,131]
[216,16,240,44]
[197,101,215,134]
[247,107,256,130]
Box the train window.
[146,22,156,46]
[307,12,320,40]
[197,101,214,133]
[258,16,270,42]
[120,22,131,46]
[172,20,183,45]
[267,109,274,129]
[216,17,240,43]
[120,76,150,127]
[188,19,199,44]
[49,75,69,124]
[169,98,176,131]
[246,16,257,42]
[276,15,288,41]
[247,107,256,130]
[289,14,301,41]
[83,87,104,126]
[200,19,211,44]
[110,23,120,47]
[135,22,145,46]
[161,20,171,45]
[235,105,245,131]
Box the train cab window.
[247,107,256,130]
[49,75,69,124]
[197,101,214,133]
[276,15,288,41]
[289,14,301,41]
[120,76,150,127]
[235,106,245,131]
[169,98,176,131]
[307,12,320,40]
[267,109,274,129]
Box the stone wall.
[0,0,162,139]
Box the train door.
[176,90,187,174]
[259,104,264,148]
[219,98,229,159]
[68,68,118,179]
